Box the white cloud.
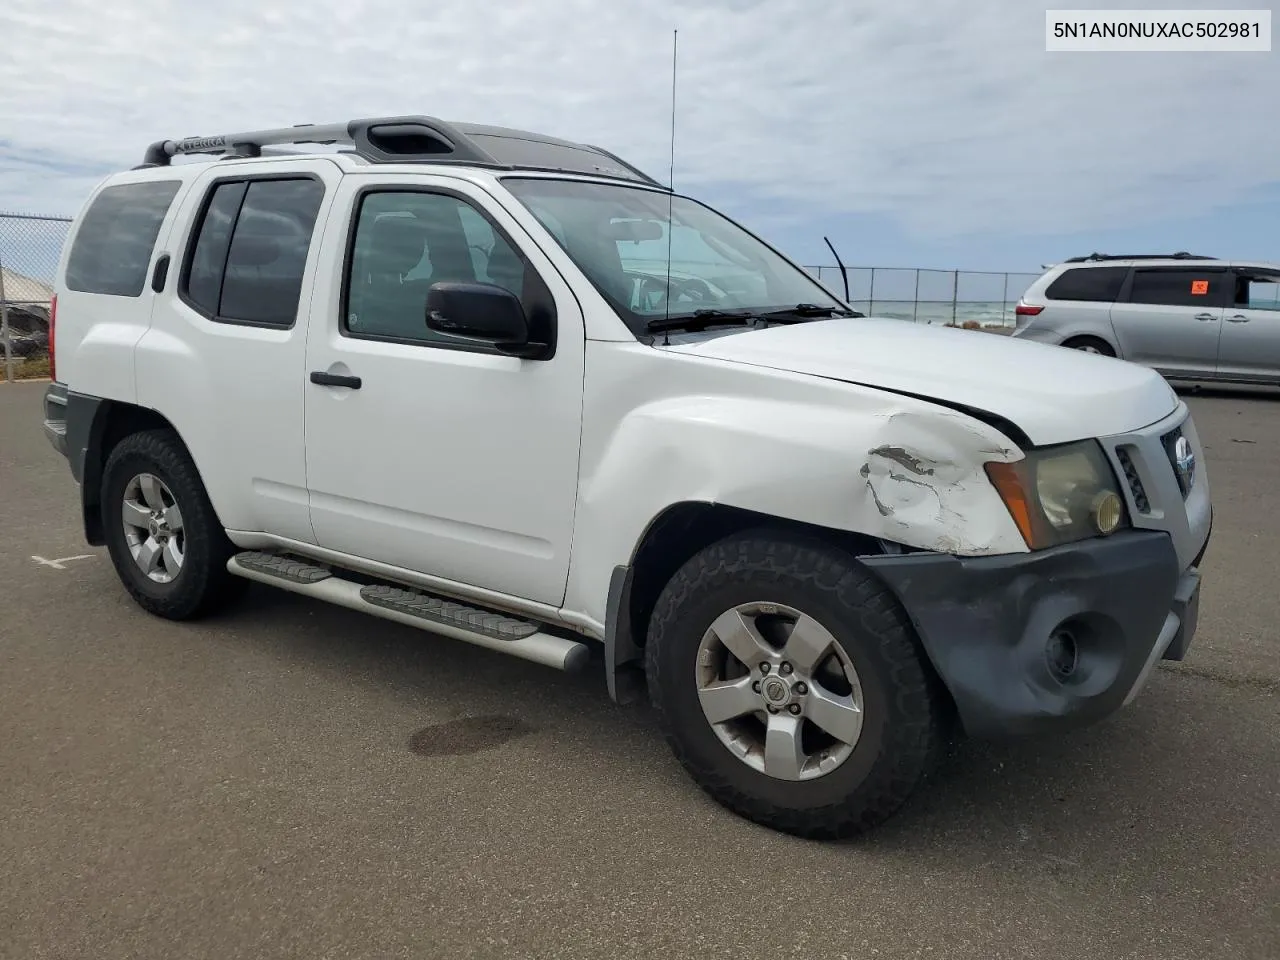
[1,0,1277,240]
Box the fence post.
[912,269,920,323]
[0,258,11,384]
[950,270,959,325]
[1001,272,1010,325]
[868,267,876,315]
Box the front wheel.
[645,533,947,840]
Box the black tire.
[645,532,946,840]
[1062,336,1116,357]
[101,427,244,620]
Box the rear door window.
[185,182,247,316]
[1126,268,1229,307]
[64,181,182,297]
[180,177,326,327]
[1044,266,1128,303]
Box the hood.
[663,317,1179,447]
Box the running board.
[227,551,591,672]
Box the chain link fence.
[1,213,72,382]
[803,264,1043,329]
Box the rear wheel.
[644,532,946,839]
[101,428,244,620]
[1063,335,1115,357]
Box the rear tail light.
[48,294,57,381]
[1015,303,1044,316]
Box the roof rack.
[137,115,665,187]
[1062,251,1218,263]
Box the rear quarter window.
[64,180,182,297]
[1044,266,1129,303]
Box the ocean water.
[852,300,1019,327]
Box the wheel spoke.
[763,713,806,781]
[697,676,760,724]
[121,499,152,530]
[139,475,166,511]
[710,609,773,668]
[136,537,162,575]
[806,684,862,745]
[162,539,183,575]
[164,503,184,533]
[781,614,832,674]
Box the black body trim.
[65,390,101,484]
[603,564,644,705]
[861,530,1198,739]
[44,384,108,545]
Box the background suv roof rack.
[1062,251,1218,263]
[136,115,664,187]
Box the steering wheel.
[636,274,717,309]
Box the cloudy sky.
[1,0,1278,274]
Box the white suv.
[1013,252,1280,384]
[42,116,1212,839]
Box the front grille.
[1115,446,1150,513]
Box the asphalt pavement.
[1,379,1276,960]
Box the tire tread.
[101,428,243,621]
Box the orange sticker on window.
[1191,280,1209,295]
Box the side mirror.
[425,282,546,358]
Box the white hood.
[664,317,1179,447]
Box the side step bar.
[227,551,591,673]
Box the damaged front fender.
[858,410,1024,555]
[564,345,1030,627]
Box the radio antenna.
[661,28,678,343]
[823,235,851,304]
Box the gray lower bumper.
[43,381,69,458]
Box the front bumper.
[861,528,1205,739]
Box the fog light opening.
[1091,491,1123,535]
[1046,628,1079,683]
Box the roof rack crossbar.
[137,115,665,188]
[141,116,497,167]
[1063,251,1218,263]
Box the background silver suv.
[1012,252,1280,385]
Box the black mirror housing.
[425,282,548,359]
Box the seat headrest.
[368,217,429,275]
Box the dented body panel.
[563,340,1029,628]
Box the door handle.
[1225,314,1250,323]
[310,370,362,389]
[1193,313,1217,322]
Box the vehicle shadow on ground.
[205,582,1266,872]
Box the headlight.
[984,441,1129,549]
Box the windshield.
[501,177,846,336]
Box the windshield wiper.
[645,303,862,335]
[645,309,761,333]
[756,303,863,323]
